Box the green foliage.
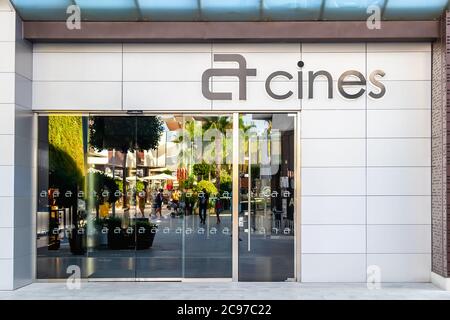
[162,169,172,175]
[88,171,120,204]
[181,175,196,189]
[193,180,218,196]
[193,162,211,177]
[89,116,164,153]
[136,180,145,193]
[219,169,232,192]
[48,116,84,206]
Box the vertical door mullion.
[295,112,301,282]
[232,113,239,281]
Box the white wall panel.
[367,110,431,138]
[0,197,14,228]
[367,42,431,52]
[368,81,430,109]
[302,196,365,225]
[302,225,366,253]
[302,81,366,110]
[367,52,431,81]
[0,12,15,42]
[301,138,365,167]
[0,166,14,197]
[33,82,122,110]
[212,52,300,82]
[34,43,122,53]
[0,104,15,135]
[302,254,366,282]
[0,42,14,73]
[367,167,431,196]
[0,228,13,259]
[34,53,122,81]
[0,135,14,165]
[213,43,300,53]
[302,168,365,196]
[125,43,211,53]
[367,196,431,225]
[212,81,300,110]
[367,225,431,254]
[302,52,366,81]
[303,43,365,53]
[123,82,210,110]
[301,110,365,138]
[367,139,431,167]
[367,254,430,282]
[0,73,15,103]
[124,52,210,81]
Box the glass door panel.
[86,116,138,279]
[238,113,296,281]
[180,114,233,278]
[135,115,183,279]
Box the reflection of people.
[155,189,163,218]
[215,198,222,224]
[171,188,180,214]
[138,193,146,217]
[198,188,209,225]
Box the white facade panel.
[33,82,122,110]
[367,139,431,167]
[367,109,431,138]
[301,138,365,167]
[302,225,366,254]
[301,110,366,138]
[367,225,431,254]
[367,254,431,282]
[367,196,431,225]
[302,168,366,196]
[302,196,365,225]
[34,52,122,82]
[301,254,366,282]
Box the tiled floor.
[0,282,449,300]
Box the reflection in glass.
[238,113,296,281]
[37,114,233,280]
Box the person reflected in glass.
[215,197,222,224]
[171,188,180,216]
[155,188,163,219]
[198,188,209,225]
[137,192,146,218]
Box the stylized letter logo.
[202,54,256,100]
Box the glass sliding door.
[86,116,141,279]
[36,113,234,281]
[237,113,297,281]
[180,115,233,279]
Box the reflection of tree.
[87,171,120,218]
[173,116,255,191]
[48,116,84,231]
[89,116,164,208]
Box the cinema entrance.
[36,112,299,282]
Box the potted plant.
[136,220,158,250]
[106,216,125,249]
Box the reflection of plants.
[219,169,232,192]
[193,180,218,196]
[193,162,211,179]
[48,116,84,207]
[89,116,164,208]
[136,180,145,193]
[181,175,196,189]
[88,171,120,218]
